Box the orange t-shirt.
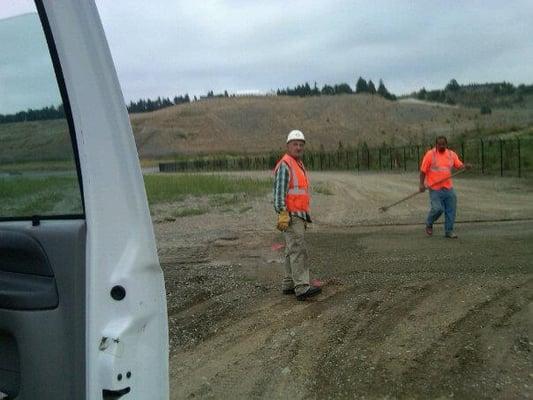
[420,148,463,189]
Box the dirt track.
[155,172,533,399]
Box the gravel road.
[154,171,533,399]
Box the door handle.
[0,271,58,310]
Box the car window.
[0,1,83,220]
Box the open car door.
[0,1,168,399]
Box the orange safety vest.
[274,154,310,213]
[424,148,454,189]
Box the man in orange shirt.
[419,136,471,238]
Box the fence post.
[499,139,503,177]
[461,142,465,162]
[378,148,382,170]
[416,145,420,168]
[345,150,349,170]
[356,148,360,172]
[367,147,370,170]
[517,138,521,178]
[481,139,485,174]
[403,146,406,171]
[389,147,393,170]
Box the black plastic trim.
[0,214,84,223]
[103,387,131,399]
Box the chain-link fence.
[160,137,533,177]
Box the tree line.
[276,77,396,100]
[127,94,190,113]
[3,79,532,124]
[0,94,192,124]
[413,79,533,112]
[0,104,65,124]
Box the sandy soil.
[154,171,533,399]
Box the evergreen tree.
[334,83,353,94]
[356,77,368,93]
[304,82,312,96]
[445,79,460,92]
[417,87,427,100]
[368,80,376,94]
[377,79,395,100]
[321,84,335,95]
[312,82,320,96]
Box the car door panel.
[0,221,86,399]
[0,1,168,398]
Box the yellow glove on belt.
[276,210,290,231]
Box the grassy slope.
[0,119,73,163]
[2,94,533,165]
[129,94,533,157]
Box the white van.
[0,1,169,399]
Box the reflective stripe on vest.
[430,149,453,172]
[286,158,300,192]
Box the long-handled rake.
[378,169,467,212]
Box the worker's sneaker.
[445,232,458,239]
[282,288,295,295]
[296,286,322,301]
[425,225,433,236]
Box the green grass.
[172,207,209,217]
[0,175,83,217]
[143,174,271,204]
[0,160,77,173]
[313,182,334,195]
[0,119,72,164]
[1,173,270,218]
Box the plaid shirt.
[273,161,311,222]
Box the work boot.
[445,232,458,239]
[296,285,322,301]
[425,225,433,236]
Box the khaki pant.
[282,217,310,296]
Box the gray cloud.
[2,1,532,114]
[94,0,533,101]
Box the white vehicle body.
[0,1,169,399]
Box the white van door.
[0,1,168,399]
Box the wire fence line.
[159,137,533,178]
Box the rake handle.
[379,168,466,212]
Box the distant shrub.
[480,105,492,115]
[445,97,456,105]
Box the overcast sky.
[1,1,533,112]
[93,0,533,102]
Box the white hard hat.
[287,130,305,143]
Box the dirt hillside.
[2,95,532,164]
[130,95,533,158]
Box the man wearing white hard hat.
[273,130,322,301]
